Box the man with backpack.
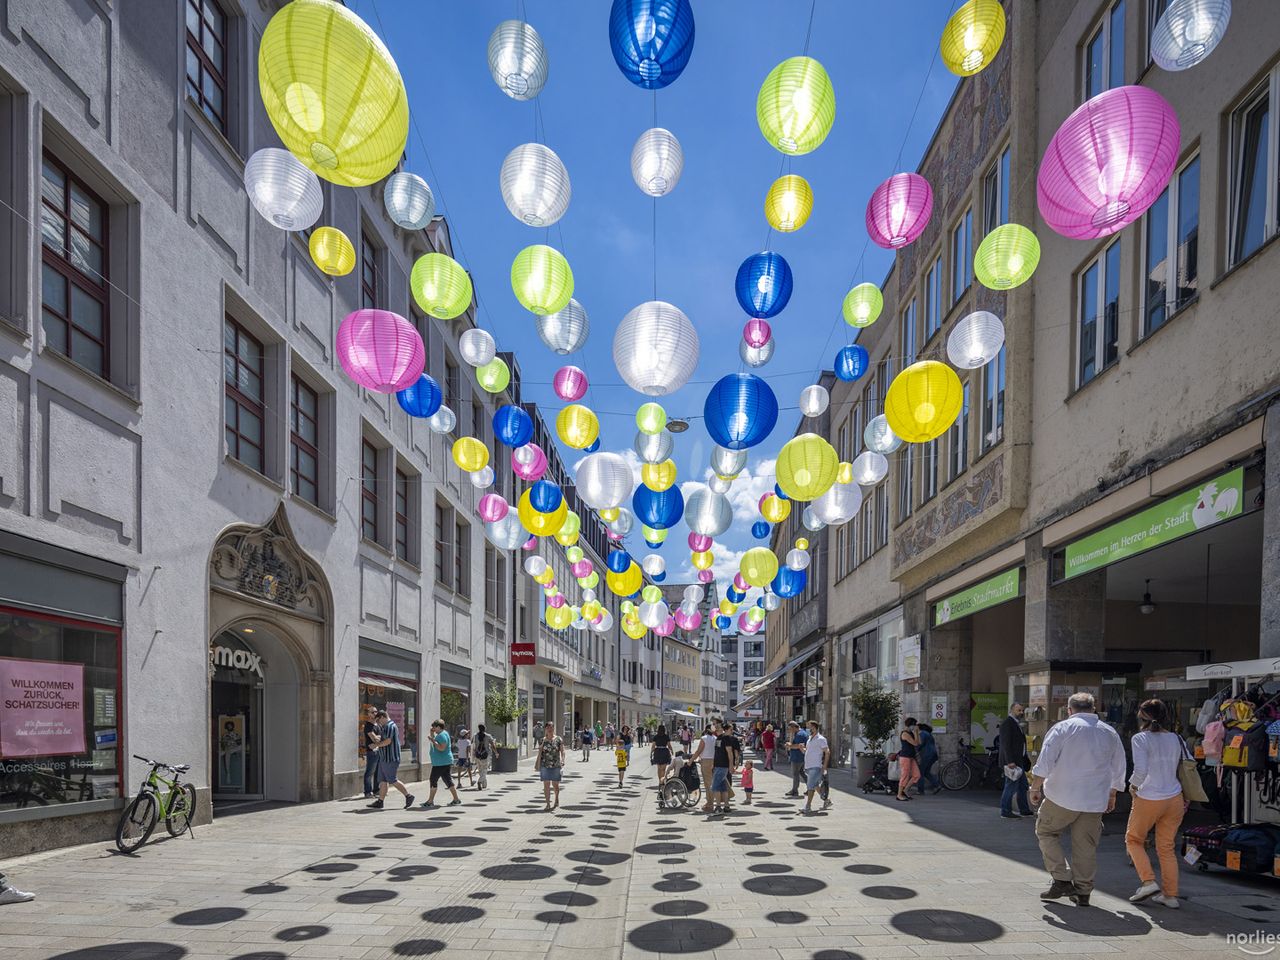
[472,723,494,790]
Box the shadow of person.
[1042,902,1153,937]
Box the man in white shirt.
[1029,692,1126,907]
[801,720,830,815]
[692,724,718,813]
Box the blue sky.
[362,0,959,590]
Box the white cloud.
[726,458,778,523]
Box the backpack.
[1221,719,1268,772]
[474,733,489,760]
[1202,720,1226,763]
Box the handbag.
[1178,738,1209,804]
[885,758,901,780]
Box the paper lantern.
[553,365,589,402]
[940,0,1006,76]
[566,546,585,564]
[747,521,769,541]
[396,374,443,418]
[411,253,472,320]
[765,174,814,232]
[710,445,747,478]
[478,493,509,523]
[886,360,965,443]
[760,494,790,523]
[776,433,839,501]
[757,56,836,156]
[634,429,674,464]
[866,173,933,249]
[309,227,355,276]
[518,488,567,536]
[740,547,779,588]
[556,404,599,449]
[641,554,665,578]
[571,560,593,580]
[493,405,534,447]
[537,299,589,355]
[812,481,862,525]
[500,144,571,227]
[802,507,825,531]
[685,487,733,538]
[607,550,632,574]
[642,459,677,492]
[795,537,810,550]
[524,555,548,577]
[864,415,903,454]
[974,224,1041,290]
[842,283,884,328]
[577,452,634,510]
[786,549,810,571]
[471,466,494,490]
[834,344,870,382]
[429,405,456,434]
[633,483,684,530]
[452,437,489,473]
[244,148,323,230]
[607,508,635,537]
[741,319,771,350]
[947,312,1006,369]
[1151,0,1231,71]
[799,384,829,418]
[512,443,548,482]
[608,0,695,90]
[774,484,790,501]
[692,551,715,571]
[476,357,511,394]
[704,373,779,450]
[384,172,435,231]
[735,252,793,319]
[836,461,854,485]
[487,19,549,100]
[337,309,425,392]
[607,561,643,597]
[613,301,700,396]
[486,512,527,549]
[740,338,775,368]
[635,402,667,435]
[631,128,684,196]
[459,328,496,367]
[512,244,574,315]
[850,451,888,486]
[1038,86,1181,240]
[771,566,807,598]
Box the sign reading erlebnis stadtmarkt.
[0,657,87,758]
[935,568,1021,625]
[1063,467,1244,580]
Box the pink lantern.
[608,529,623,540]
[654,616,676,637]
[743,318,771,348]
[737,612,752,631]
[547,593,566,608]
[733,573,749,592]
[1038,85,1181,240]
[512,443,549,482]
[675,610,703,632]
[553,365,589,402]
[865,173,933,249]
[478,493,509,523]
[522,536,538,551]
[688,532,712,551]
[698,569,714,584]
[571,559,592,578]
[336,309,425,392]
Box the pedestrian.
[538,721,566,811]
[1029,692,1126,907]
[741,759,755,805]
[693,723,717,812]
[895,718,921,801]
[367,709,415,809]
[1125,699,1186,909]
[916,721,942,794]
[709,719,740,815]
[614,736,628,787]
[999,703,1033,818]
[361,705,382,798]
[419,719,461,809]
[783,721,808,797]
[580,724,594,761]
[621,725,634,765]
[472,723,493,791]
[761,723,777,771]
[651,723,673,808]
[456,728,474,788]
[0,873,34,905]
[595,719,604,747]
[801,720,830,815]
[680,723,693,752]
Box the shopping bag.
[1179,738,1209,803]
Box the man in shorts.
[801,720,831,815]
[367,710,414,809]
[709,719,740,816]
[419,719,461,809]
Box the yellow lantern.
[691,550,714,571]
[718,599,737,617]
[885,360,964,443]
[451,437,489,473]
[776,433,839,501]
[581,600,602,621]
[760,494,791,523]
[517,489,567,536]
[642,459,678,492]
[599,507,620,522]
[556,404,599,450]
[546,605,573,630]
[837,461,854,485]
[764,174,814,232]
[309,227,355,276]
[795,537,810,551]
[606,562,643,597]
[534,567,556,585]
[940,0,1007,77]
[623,617,647,640]
[258,0,409,187]
[740,547,779,588]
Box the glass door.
[211,678,262,800]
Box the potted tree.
[484,678,527,774]
[850,675,901,785]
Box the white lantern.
[590,610,615,633]
[487,20,549,100]
[514,444,537,465]
[1150,0,1231,71]
[864,415,903,454]
[429,406,456,434]
[608,507,635,537]
[685,487,734,537]
[572,616,589,631]
[614,301,700,397]
[740,338,775,368]
[801,506,826,531]
[639,601,669,629]
[631,127,684,197]
[799,384,830,417]
[679,599,698,617]
[582,589,597,603]
[485,511,526,548]
[634,429,674,464]
[813,480,862,525]
[711,445,747,477]
[535,298,589,355]
[470,465,495,489]
[851,450,889,485]
[763,593,781,612]
[499,143,571,227]
[384,171,435,230]
[524,555,548,577]
[244,148,323,231]
[576,452,634,510]
[682,584,704,604]
[946,311,1005,369]
[459,328,497,367]
[786,549,811,571]
[642,554,666,577]
[708,475,731,494]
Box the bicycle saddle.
[171,764,191,773]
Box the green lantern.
[641,584,662,604]
[511,244,573,316]
[636,402,667,435]
[974,223,1041,290]
[842,283,883,328]
[411,253,472,320]
[476,357,511,394]
[756,56,836,156]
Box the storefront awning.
[359,673,416,693]
[665,708,701,719]
[740,644,825,701]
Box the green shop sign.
[935,568,1021,626]
[1063,467,1245,580]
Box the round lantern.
[835,344,870,382]
[631,128,684,196]
[743,318,771,349]
[613,301,700,396]
[608,508,634,537]
[428,405,456,434]
[258,0,408,187]
[704,373,779,450]
[776,433,839,501]
[512,443,548,482]
[813,480,862,525]
[636,402,667,435]
[499,144,571,227]
[486,512,527,549]
[1151,0,1231,71]
[842,283,884,328]
[459,328,496,367]
[740,547,779,588]
[864,414,903,454]
[577,452,634,510]
[866,173,933,249]
[756,56,836,156]
[529,479,562,513]
[735,252,793,319]
[974,223,1041,289]
[518,489,567,536]
[940,0,1007,76]
[524,555,548,577]
[885,361,965,443]
[396,374,443,418]
[309,227,355,276]
[607,561,643,597]
[786,549,810,571]
[642,554,666,577]
[493,405,534,447]
[478,493,509,523]
[476,357,511,394]
[752,520,770,540]
[760,494,790,523]
[536,299,589,355]
[642,459,677,492]
[487,19,549,100]
[685,487,733,538]
[740,338,775,368]
[764,174,814,232]
[837,461,854,484]
[411,253,472,320]
[337,309,425,392]
[471,466,495,489]
[608,0,695,90]
[452,437,489,473]
[799,384,829,418]
[771,565,807,598]
[633,484,684,530]
[511,245,574,315]
[947,311,1006,369]
[1038,85,1181,240]
[711,445,747,478]
[802,507,825,531]
[634,429,674,464]
[850,451,888,486]
[244,148,323,230]
[556,404,599,450]
[692,551,715,571]
[566,546,585,564]
[687,534,712,553]
[383,171,434,230]
[553,365,589,402]
[607,550,631,574]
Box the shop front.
[529,668,572,739]
[439,660,472,740]
[357,639,421,783]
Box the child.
[455,729,474,788]
[741,759,755,805]
[614,737,628,787]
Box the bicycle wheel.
[166,783,198,837]
[663,779,688,808]
[116,791,158,853]
[940,759,972,791]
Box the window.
[485,546,507,619]
[445,358,460,407]
[1144,155,1199,334]
[981,346,1006,453]
[1229,77,1275,267]
[924,254,943,340]
[224,318,265,472]
[40,155,109,378]
[1077,240,1121,386]
[897,445,914,523]
[951,209,972,304]
[1084,0,1125,101]
[874,484,889,549]
[948,382,970,481]
[455,518,471,598]
[901,298,917,366]
[1146,0,1167,63]
[859,496,873,562]
[290,376,319,506]
[435,501,451,585]
[361,441,379,542]
[395,470,411,560]
[983,146,1010,234]
[921,438,938,504]
[185,0,228,132]
[360,231,379,310]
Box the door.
[212,678,263,800]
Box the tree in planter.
[642,716,660,733]
[850,675,901,756]
[483,678,528,751]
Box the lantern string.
[802,0,818,57]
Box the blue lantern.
[607,550,632,573]
[632,483,684,530]
[751,520,771,540]
[726,586,745,603]
[493,404,534,447]
[756,596,766,607]
[530,479,563,513]
[704,373,779,450]
[835,344,870,382]
[396,374,443,418]
[735,251,793,319]
[608,0,695,90]
[584,437,601,453]
[771,565,807,599]
[653,571,666,582]
[774,483,790,501]
[716,615,732,631]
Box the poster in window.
[0,657,87,759]
[217,713,246,792]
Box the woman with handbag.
[1125,699,1186,909]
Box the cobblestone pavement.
[1,750,1275,960]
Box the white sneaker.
[1151,894,1180,909]
[0,887,35,905]
[1129,881,1160,902]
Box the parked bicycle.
[939,738,1004,791]
[115,755,197,853]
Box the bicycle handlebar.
[132,754,179,771]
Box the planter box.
[492,748,518,774]
[854,753,880,785]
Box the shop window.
[290,375,319,507]
[1229,75,1276,267]
[924,254,943,340]
[224,317,265,473]
[951,208,972,305]
[921,437,938,504]
[1084,0,1125,102]
[1143,154,1200,334]
[948,381,970,482]
[361,439,379,543]
[981,345,1006,454]
[983,145,1010,234]
[185,0,228,134]
[1076,240,1121,386]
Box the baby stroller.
[861,754,898,795]
[661,752,702,808]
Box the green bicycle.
[115,755,197,853]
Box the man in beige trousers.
[1029,692,1126,907]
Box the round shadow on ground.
[812,952,864,960]
[244,884,288,895]
[796,838,857,851]
[862,886,917,901]
[480,863,556,881]
[635,841,694,855]
[653,877,700,893]
[422,906,484,923]
[733,836,768,845]
[50,945,187,960]
[766,911,807,924]
[844,864,891,875]
[341,852,376,860]
[475,826,508,832]
[546,890,597,907]
[528,837,554,844]
[658,857,688,865]
[387,865,438,880]
[172,908,248,925]
[629,919,734,953]
[742,875,826,897]
[745,851,774,858]
[749,863,793,874]
[653,899,708,917]
[535,911,578,924]
[230,953,287,960]
[428,850,473,859]
[395,821,451,830]
[468,891,495,900]
[565,870,612,886]
[392,940,447,956]
[821,852,851,859]
[303,862,357,874]
[566,849,630,865]
[337,889,397,905]
[275,926,328,942]
[375,832,414,840]
[891,910,1003,943]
